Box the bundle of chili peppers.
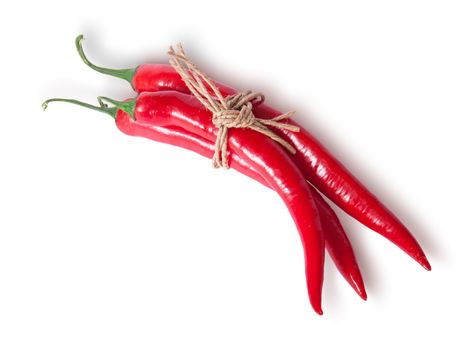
[43,35,431,314]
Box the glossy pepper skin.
[116,114,366,300]
[122,91,326,314]
[138,77,430,270]
[45,93,327,314]
[75,37,429,270]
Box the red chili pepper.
[115,107,367,301]
[75,36,430,270]
[42,93,327,314]
[44,96,366,300]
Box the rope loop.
[168,44,299,168]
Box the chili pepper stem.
[97,96,136,119]
[42,98,117,119]
[75,34,136,85]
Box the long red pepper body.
[116,91,326,313]
[133,67,430,270]
[76,37,429,269]
[43,93,369,311]
[116,112,366,300]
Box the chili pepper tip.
[419,256,432,271]
[309,300,324,315]
[355,286,367,301]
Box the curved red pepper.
[116,115,366,300]
[127,91,327,314]
[43,94,327,314]
[136,74,430,270]
[75,37,429,270]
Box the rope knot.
[212,91,259,129]
[168,44,300,169]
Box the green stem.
[75,34,136,86]
[97,96,136,119]
[42,98,117,119]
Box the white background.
[1,1,470,349]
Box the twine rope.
[168,44,299,169]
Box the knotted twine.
[168,44,300,169]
